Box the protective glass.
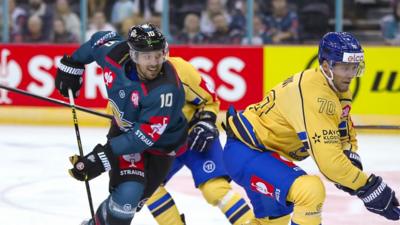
[331,61,365,77]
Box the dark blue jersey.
[71,31,187,156]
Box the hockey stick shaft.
[0,84,113,120]
[68,89,95,219]
[1,84,400,130]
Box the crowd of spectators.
[0,0,399,45]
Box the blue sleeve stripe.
[229,205,251,224]
[147,193,172,211]
[238,112,265,150]
[225,199,246,218]
[191,97,201,105]
[151,199,175,217]
[297,131,307,141]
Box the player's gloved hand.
[356,174,400,220]
[68,144,117,181]
[55,55,85,98]
[188,111,219,152]
[335,150,363,195]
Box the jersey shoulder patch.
[106,41,130,66]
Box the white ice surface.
[0,125,399,225]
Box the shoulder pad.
[106,41,130,66]
[91,31,120,48]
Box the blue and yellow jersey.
[228,68,367,190]
[168,57,220,122]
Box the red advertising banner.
[0,44,263,110]
[170,46,263,109]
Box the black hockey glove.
[188,111,219,153]
[335,150,363,195]
[356,174,400,221]
[55,55,85,98]
[68,144,117,181]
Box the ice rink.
[0,125,399,225]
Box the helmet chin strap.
[320,65,339,92]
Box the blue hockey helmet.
[318,32,365,76]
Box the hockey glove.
[68,144,117,181]
[335,150,363,195]
[356,174,400,221]
[55,55,85,98]
[188,111,219,152]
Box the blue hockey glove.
[68,144,117,181]
[356,174,400,221]
[188,111,219,152]
[335,150,363,195]
[55,55,84,98]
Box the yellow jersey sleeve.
[168,57,220,120]
[291,70,367,190]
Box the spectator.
[381,0,400,45]
[264,0,299,44]
[86,11,116,40]
[241,15,271,45]
[111,0,137,25]
[200,0,231,35]
[9,0,27,42]
[23,15,48,42]
[52,17,78,43]
[88,0,106,17]
[55,0,81,39]
[25,0,53,42]
[174,13,209,44]
[119,15,143,37]
[209,12,242,44]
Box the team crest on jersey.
[119,153,144,170]
[250,175,275,199]
[140,116,170,141]
[131,91,140,107]
[341,105,351,118]
[103,67,116,88]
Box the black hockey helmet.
[127,23,167,52]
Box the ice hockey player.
[145,55,254,224]
[222,32,400,224]
[54,23,188,225]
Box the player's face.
[134,50,165,80]
[332,62,359,92]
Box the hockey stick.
[68,89,95,220]
[1,84,400,130]
[0,84,113,120]
[354,125,400,130]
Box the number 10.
[160,93,173,107]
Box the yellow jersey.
[168,57,220,121]
[228,68,367,190]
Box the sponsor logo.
[120,169,145,177]
[343,52,364,63]
[313,130,340,144]
[131,91,139,107]
[270,152,297,167]
[103,67,115,88]
[0,49,22,104]
[140,116,170,141]
[250,175,275,198]
[203,160,216,173]
[312,132,321,143]
[120,153,144,169]
[135,129,154,146]
[97,152,112,171]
